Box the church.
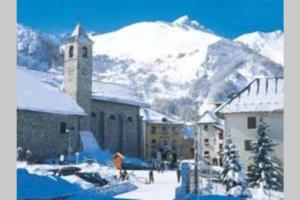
[17,24,146,162]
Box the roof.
[67,23,93,44]
[92,81,147,107]
[217,77,283,114]
[198,111,218,124]
[140,108,184,124]
[19,67,147,107]
[17,68,86,116]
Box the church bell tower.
[63,23,93,130]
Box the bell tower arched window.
[69,45,74,58]
[82,46,88,58]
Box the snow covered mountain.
[235,30,284,65]
[17,24,63,70]
[16,16,284,120]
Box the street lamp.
[66,127,72,162]
[194,102,199,195]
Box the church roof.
[18,67,147,108]
[17,67,86,116]
[92,81,147,107]
[68,23,93,44]
[217,77,284,114]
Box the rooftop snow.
[198,111,218,124]
[92,81,147,107]
[17,68,86,115]
[18,67,147,107]
[69,23,93,44]
[217,77,283,114]
[140,108,184,124]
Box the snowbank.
[79,131,113,166]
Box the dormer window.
[82,46,88,58]
[69,45,74,58]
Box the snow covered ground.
[115,170,180,200]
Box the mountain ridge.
[16,16,283,120]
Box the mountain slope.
[16,17,284,120]
[235,30,284,65]
[17,24,63,70]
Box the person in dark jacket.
[149,170,154,183]
[176,168,181,183]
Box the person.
[124,170,129,180]
[176,168,181,183]
[119,170,123,181]
[160,161,165,173]
[149,170,154,183]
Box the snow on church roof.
[217,77,283,114]
[92,81,147,107]
[68,23,93,43]
[19,67,147,107]
[17,68,86,116]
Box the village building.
[216,77,284,172]
[197,108,224,167]
[17,24,146,161]
[140,108,194,164]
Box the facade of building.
[197,110,224,166]
[17,24,145,161]
[216,77,284,171]
[141,108,194,163]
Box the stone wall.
[91,99,142,157]
[17,110,80,161]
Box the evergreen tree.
[247,121,282,191]
[220,135,249,197]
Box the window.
[91,112,97,118]
[109,114,116,120]
[172,127,177,134]
[127,116,133,122]
[60,122,66,134]
[204,124,208,131]
[204,138,209,146]
[247,165,254,172]
[151,126,156,134]
[151,139,156,147]
[163,140,168,146]
[69,45,74,58]
[219,144,224,152]
[162,117,167,122]
[247,117,256,129]
[212,158,218,166]
[162,126,168,134]
[244,140,252,151]
[204,151,210,159]
[82,46,88,58]
[218,132,224,140]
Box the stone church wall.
[17,110,80,161]
[91,99,142,157]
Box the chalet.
[216,77,284,171]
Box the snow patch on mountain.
[235,30,284,65]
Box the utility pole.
[194,102,199,195]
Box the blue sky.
[17,0,283,39]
